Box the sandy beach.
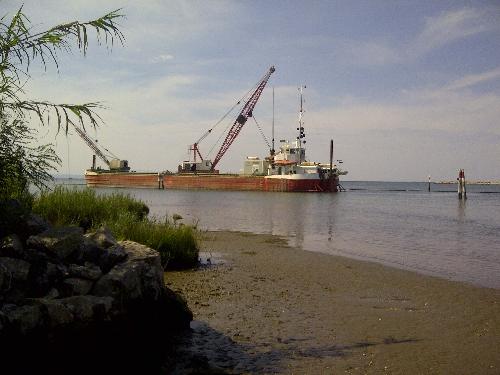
[165,231,500,374]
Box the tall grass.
[32,187,199,269]
[33,186,149,228]
[105,213,199,269]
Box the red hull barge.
[85,171,339,192]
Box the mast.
[271,87,275,156]
[297,85,306,163]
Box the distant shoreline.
[54,176,500,184]
[436,180,500,185]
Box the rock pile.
[0,199,192,373]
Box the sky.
[3,0,500,181]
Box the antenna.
[271,87,275,155]
[297,85,306,163]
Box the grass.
[33,186,199,269]
[105,213,199,269]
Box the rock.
[26,261,67,298]
[44,288,60,299]
[78,237,105,264]
[120,241,164,300]
[24,213,50,237]
[99,244,127,273]
[0,234,24,259]
[59,295,113,322]
[0,257,30,283]
[121,240,162,269]
[0,267,5,292]
[92,261,142,304]
[39,299,73,328]
[61,278,94,296]
[1,304,44,335]
[0,199,26,239]
[27,226,84,260]
[68,263,102,281]
[93,241,165,306]
[85,227,117,249]
[23,247,50,264]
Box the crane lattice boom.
[72,124,110,167]
[211,66,275,171]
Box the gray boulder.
[38,299,74,328]
[24,213,50,237]
[98,243,128,273]
[0,257,30,284]
[0,234,24,259]
[1,304,44,335]
[68,263,102,280]
[26,261,67,298]
[61,277,94,296]
[93,241,163,306]
[27,226,84,260]
[85,226,117,249]
[59,295,113,322]
[78,236,106,264]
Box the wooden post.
[463,169,467,200]
[458,169,462,199]
[457,169,467,200]
[428,175,431,192]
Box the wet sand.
[165,231,500,374]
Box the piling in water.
[458,169,467,200]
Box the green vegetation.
[33,187,199,269]
[105,214,199,269]
[1,9,199,269]
[0,7,123,202]
[0,116,60,207]
[34,186,148,227]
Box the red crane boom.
[211,65,275,171]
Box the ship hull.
[85,171,338,192]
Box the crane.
[71,124,130,172]
[180,66,275,174]
[210,65,275,171]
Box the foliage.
[0,7,123,199]
[0,7,124,132]
[33,187,199,269]
[0,113,60,203]
[105,213,199,269]
[33,186,148,228]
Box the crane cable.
[203,69,272,156]
[252,115,271,150]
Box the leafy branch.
[0,7,124,132]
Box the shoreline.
[166,230,500,373]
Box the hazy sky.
[3,1,500,181]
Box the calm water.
[56,179,500,289]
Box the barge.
[83,67,347,192]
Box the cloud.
[410,8,495,58]
[444,66,500,91]
[150,54,174,64]
[331,39,401,66]
[330,7,499,67]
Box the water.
[55,179,500,289]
